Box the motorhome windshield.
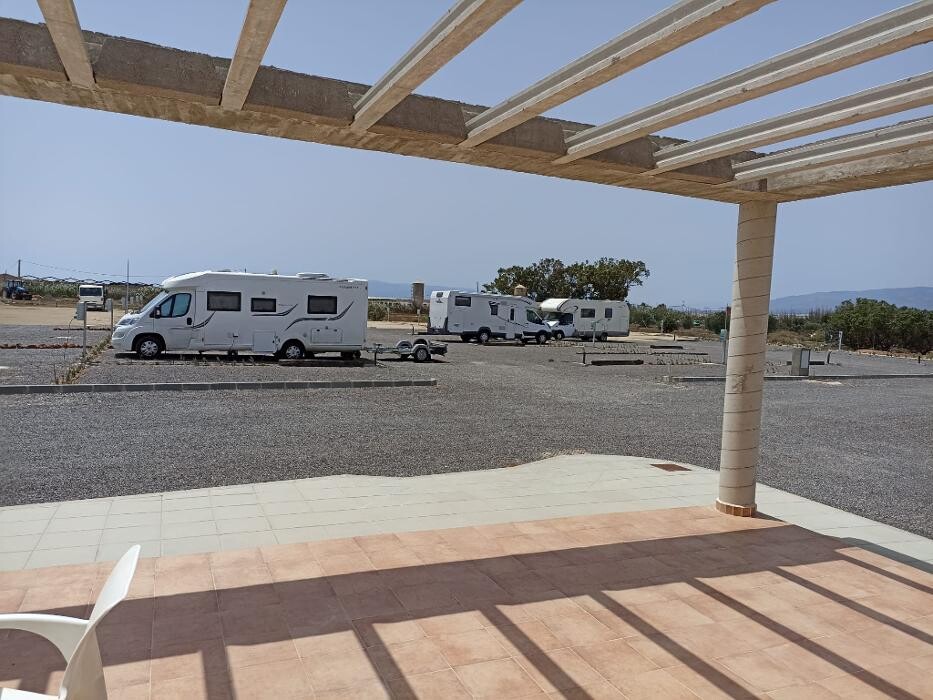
[544,312,573,324]
[78,286,102,296]
[139,291,167,314]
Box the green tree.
[826,298,932,353]
[485,257,648,300]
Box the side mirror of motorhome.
[151,308,161,318]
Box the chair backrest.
[89,545,141,624]
[60,545,141,699]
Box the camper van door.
[153,291,194,350]
[203,290,242,348]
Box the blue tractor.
[2,279,33,301]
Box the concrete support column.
[716,200,778,517]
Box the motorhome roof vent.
[297,272,329,279]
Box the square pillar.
[717,200,777,517]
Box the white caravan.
[429,291,551,344]
[539,298,630,340]
[78,284,105,311]
[112,271,367,359]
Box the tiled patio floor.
[2,506,932,699]
[2,455,931,571]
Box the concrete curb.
[0,379,438,395]
[663,374,933,383]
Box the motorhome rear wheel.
[280,341,305,360]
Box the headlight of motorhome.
[117,317,134,326]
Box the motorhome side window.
[510,308,515,321]
[308,295,337,314]
[604,308,613,319]
[581,308,596,318]
[207,291,241,311]
[489,303,499,316]
[251,297,276,312]
[157,293,191,318]
[454,295,471,307]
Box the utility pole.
[17,259,21,277]
[125,259,130,311]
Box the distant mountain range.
[769,287,933,313]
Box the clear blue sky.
[1,0,931,306]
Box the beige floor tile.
[435,628,510,666]
[454,657,542,698]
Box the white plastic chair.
[0,545,141,700]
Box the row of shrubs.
[630,299,931,354]
[18,279,162,305]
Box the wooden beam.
[221,0,287,111]
[351,0,521,131]
[461,0,774,148]
[651,72,933,173]
[556,1,933,164]
[730,117,933,183]
[765,143,933,196]
[36,0,93,87]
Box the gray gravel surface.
[2,328,931,538]
[0,325,109,385]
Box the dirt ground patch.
[0,303,116,327]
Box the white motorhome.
[429,291,551,344]
[112,271,367,359]
[539,298,630,341]
[78,284,105,311]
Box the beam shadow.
[1,512,929,699]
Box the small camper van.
[112,271,367,359]
[429,291,551,344]
[539,298,630,340]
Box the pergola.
[1,0,931,518]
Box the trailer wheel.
[280,340,305,360]
[477,328,491,344]
[553,330,564,341]
[413,345,431,363]
[535,331,548,345]
[460,334,470,343]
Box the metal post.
[125,259,130,311]
[82,310,87,360]
[837,330,843,352]
[717,201,778,517]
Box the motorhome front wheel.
[136,337,162,360]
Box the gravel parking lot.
[0,325,109,385]
[1,326,931,537]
